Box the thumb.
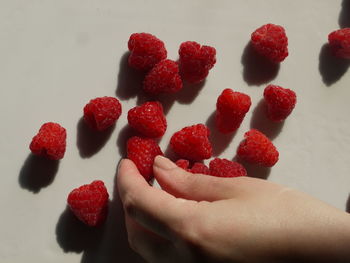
[153,156,243,202]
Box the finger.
[125,214,172,262]
[153,156,246,202]
[117,159,197,240]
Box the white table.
[1,0,349,262]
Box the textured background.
[1,0,350,262]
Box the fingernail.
[154,155,177,170]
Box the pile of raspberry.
[27,23,350,226]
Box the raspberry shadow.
[175,80,206,105]
[116,125,138,157]
[346,193,350,213]
[18,154,59,193]
[250,99,284,140]
[205,111,236,157]
[339,0,350,28]
[55,206,105,254]
[135,80,206,116]
[76,117,115,158]
[115,52,145,100]
[241,42,280,86]
[233,156,271,180]
[164,143,179,162]
[318,43,350,86]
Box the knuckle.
[123,192,137,217]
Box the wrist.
[287,209,350,263]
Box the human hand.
[117,156,350,263]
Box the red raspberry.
[209,158,247,178]
[179,41,216,83]
[328,28,350,59]
[128,101,167,138]
[264,85,297,122]
[237,129,279,167]
[170,124,212,161]
[128,33,167,71]
[67,180,109,227]
[215,89,251,134]
[251,24,288,63]
[143,59,183,95]
[83,97,122,131]
[30,122,66,160]
[127,136,163,181]
[175,159,190,170]
[190,162,210,175]
[175,159,210,175]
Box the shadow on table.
[241,42,280,86]
[205,111,236,157]
[115,52,144,101]
[346,193,350,213]
[163,143,179,162]
[318,43,350,87]
[339,0,350,28]
[176,80,206,105]
[233,156,271,180]
[116,125,137,157]
[250,99,284,140]
[56,207,105,254]
[134,79,206,116]
[76,117,115,158]
[18,154,59,193]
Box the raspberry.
[127,136,163,181]
[83,97,122,131]
[128,33,167,71]
[328,28,350,59]
[215,89,251,134]
[209,158,247,178]
[128,101,167,138]
[264,85,297,122]
[143,59,183,95]
[67,180,109,227]
[179,41,216,83]
[175,159,210,175]
[175,159,190,170]
[190,162,210,175]
[237,129,279,167]
[251,24,288,63]
[29,122,66,160]
[170,124,212,161]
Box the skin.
[117,156,350,263]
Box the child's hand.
[117,156,350,263]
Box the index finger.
[117,158,197,240]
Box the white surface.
[1,0,350,262]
